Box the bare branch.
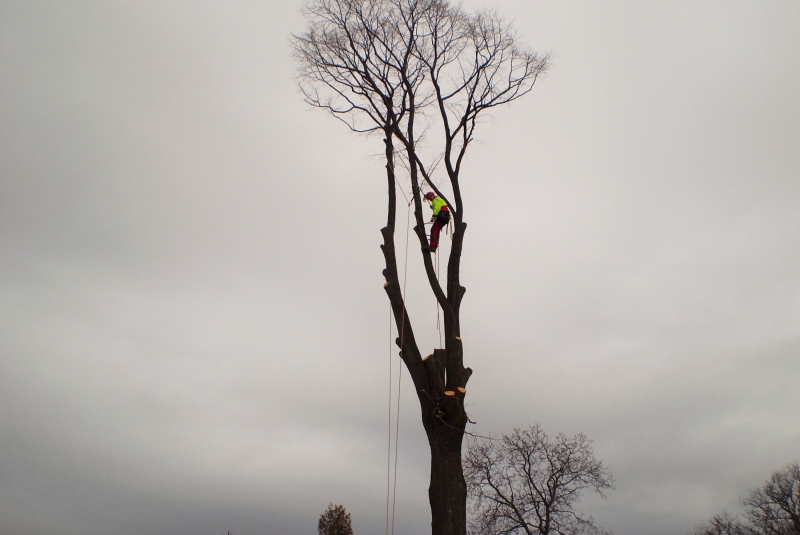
[691,462,800,535]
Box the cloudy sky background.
[1,1,799,534]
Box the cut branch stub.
[461,367,473,390]
[423,348,447,393]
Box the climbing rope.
[385,303,393,535]
[435,249,442,348]
[386,185,453,533]
[386,194,413,535]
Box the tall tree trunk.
[417,345,470,535]
[381,125,472,535]
[428,427,468,535]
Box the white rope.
[436,249,442,348]
[387,197,412,535]
[385,303,393,535]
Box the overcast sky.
[1,1,799,534]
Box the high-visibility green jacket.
[430,197,448,216]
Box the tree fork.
[295,3,549,533]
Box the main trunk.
[417,345,470,535]
[428,427,468,535]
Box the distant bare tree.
[318,503,354,535]
[694,512,757,535]
[692,462,800,535]
[294,1,548,534]
[744,462,800,535]
[463,425,613,535]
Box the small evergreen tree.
[318,503,353,535]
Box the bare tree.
[463,425,613,535]
[694,512,757,535]
[692,462,800,535]
[743,462,800,535]
[318,503,354,535]
[293,1,548,534]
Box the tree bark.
[416,345,470,535]
[429,429,468,535]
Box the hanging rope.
[384,303,392,535]
[386,195,413,535]
[435,249,442,348]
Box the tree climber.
[425,191,450,252]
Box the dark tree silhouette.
[744,462,800,535]
[693,512,756,535]
[694,462,800,535]
[463,425,613,535]
[293,1,548,534]
[318,503,354,535]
